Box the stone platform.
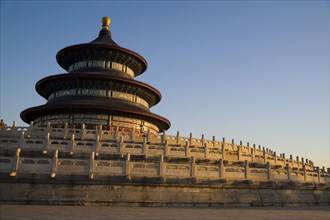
[1,125,329,206]
[1,182,329,206]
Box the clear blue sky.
[1,1,329,168]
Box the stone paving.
[0,205,329,220]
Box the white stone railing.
[0,153,329,184]
[0,124,329,184]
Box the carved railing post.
[263,147,267,163]
[130,127,135,142]
[98,124,103,137]
[119,135,124,153]
[316,166,320,183]
[142,137,147,154]
[95,135,100,156]
[237,141,242,161]
[204,143,208,158]
[219,159,224,178]
[28,121,34,136]
[125,153,131,179]
[222,138,226,159]
[114,126,119,141]
[64,123,68,139]
[201,134,205,147]
[89,151,95,179]
[164,139,169,156]
[251,144,255,162]
[266,162,271,180]
[51,150,58,178]
[80,124,85,140]
[69,133,75,155]
[159,155,165,180]
[176,131,180,144]
[46,121,51,134]
[274,151,277,164]
[19,131,25,149]
[212,136,216,148]
[296,156,300,169]
[162,130,167,144]
[11,121,17,134]
[10,147,21,177]
[185,140,190,157]
[302,164,307,182]
[191,157,196,178]
[286,164,290,181]
[244,160,249,179]
[43,132,50,154]
[189,133,193,146]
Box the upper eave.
[56,44,148,77]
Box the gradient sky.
[1,1,329,168]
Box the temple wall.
[0,182,329,206]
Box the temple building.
[0,17,329,206]
[20,17,170,134]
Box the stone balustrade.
[0,123,329,184]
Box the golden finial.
[102,17,111,30]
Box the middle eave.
[35,73,162,107]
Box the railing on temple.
[0,122,329,184]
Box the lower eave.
[20,104,171,131]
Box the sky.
[0,1,329,168]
